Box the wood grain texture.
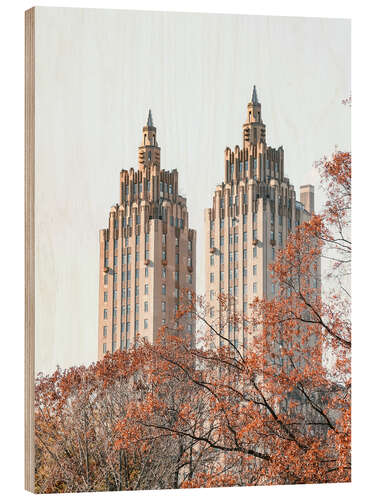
[25,7,35,493]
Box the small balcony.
[103,266,109,273]
[187,265,193,273]
[270,239,276,246]
[161,259,167,266]
[252,239,258,246]
[144,259,150,266]
[209,247,215,254]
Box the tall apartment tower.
[204,86,314,351]
[98,111,196,360]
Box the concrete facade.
[204,87,314,351]
[98,111,196,360]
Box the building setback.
[98,111,196,360]
[204,86,315,351]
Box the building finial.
[251,85,259,105]
[147,109,153,127]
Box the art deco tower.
[204,87,315,351]
[98,111,196,360]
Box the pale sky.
[34,7,350,374]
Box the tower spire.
[147,109,153,127]
[251,85,258,105]
[139,109,160,168]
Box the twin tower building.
[98,87,314,359]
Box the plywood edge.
[25,6,35,494]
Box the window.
[136,235,139,245]
[145,267,148,277]
[234,233,238,244]
[253,265,257,275]
[187,257,192,267]
[162,250,166,260]
[243,268,247,277]
[253,246,257,257]
[147,181,150,191]
[104,292,108,302]
[234,268,238,279]
[220,236,224,246]
[234,286,238,296]
[210,255,214,266]
[135,252,139,262]
[144,319,148,329]
[121,323,125,333]
[103,343,107,353]
[243,302,248,312]
[253,229,257,240]
[103,326,107,337]
[114,239,118,249]
[229,252,233,263]
[162,234,166,245]
[220,219,224,229]
[144,284,148,295]
[113,307,117,319]
[135,320,139,331]
[187,273,192,284]
[220,253,224,264]
[114,256,118,266]
[188,324,193,334]
[244,285,248,296]
[174,288,179,298]
[127,287,131,297]
[220,271,224,282]
[279,215,283,226]
[253,282,257,293]
[162,284,166,295]
[174,271,179,281]
[271,283,275,294]
[210,307,214,318]
[234,251,238,262]
[104,258,108,267]
[278,232,282,245]
[271,230,275,240]
[170,216,174,226]
[135,286,139,296]
[162,301,166,312]
[162,267,166,279]
[188,240,192,251]
[244,231,247,242]
[210,273,214,283]
[127,254,131,264]
[121,305,125,315]
[243,249,247,260]
[239,162,243,174]
[229,234,233,245]
[175,254,179,265]
[114,273,117,283]
[210,290,214,300]
[210,237,214,247]
[175,237,179,247]
[104,309,108,319]
[104,274,108,285]
[126,322,130,332]
[220,198,224,209]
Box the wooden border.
[25,7,35,493]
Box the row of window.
[209,282,258,300]
[210,264,258,283]
[124,181,174,195]
[104,269,193,287]
[105,237,192,256]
